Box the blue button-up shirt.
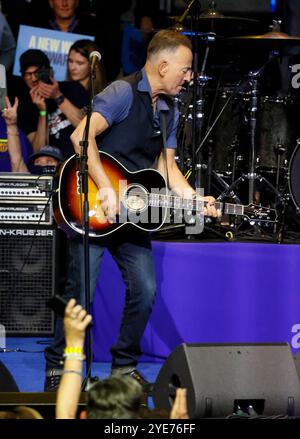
[93,69,179,148]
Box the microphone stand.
[77,62,97,389]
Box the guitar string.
[118,191,244,209]
[122,193,271,213]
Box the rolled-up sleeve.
[93,80,133,126]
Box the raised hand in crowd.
[2,96,27,172]
[56,298,92,419]
[37,76,85,128]
[63,299,92,349]
[2,95,18,126]
[170,388,189,419]
[37,77,62,102]
[56,298,190,419]
[29,85,46,112]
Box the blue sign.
[13,25,94,81]
[270,0,277,13]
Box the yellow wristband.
[64,347,83,355]
[39,110,47,117]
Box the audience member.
[56,298,190,419]
[0,96,32,172]
[120,1,171,75]
[36,0,95,36]
[0,406,43,419]
[83,376,142,420]
[1,95,63,173]
[17,49,89,158]
[67,39,107,95]
[133,0,170,32]
[0,11,16,70]
[29,144,63,174]
[17,49,49,152]
[1,0,46,38]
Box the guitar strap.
[160,112,171,192]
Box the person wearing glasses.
[16,49,89,158]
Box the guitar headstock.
[243,204,277,222]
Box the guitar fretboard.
[148,195,244,216]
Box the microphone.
[89,51,101,71]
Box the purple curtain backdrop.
[92,241,300,362]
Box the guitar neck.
[219,201,244,216]
[149,195,244,216]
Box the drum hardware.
[172,1,260,36]
[212,50,282,205]
[274,142,286,191]
[174,0,219,188]
[226,20,300,47]
[288,139,300,215]
[172,0,200,32]
[192,78,247,199]
[255,93,293,184]
[173,9,300,239]
[175,1,261,189]
[247,69,259,204]
[228,136,240,184]
[214,56,289,230]
[192,38,217,188]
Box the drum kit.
[172,1,300,237]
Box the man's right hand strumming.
[97,185,119,223]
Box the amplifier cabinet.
[0,227,57,335]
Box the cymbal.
[199,14,259,24]
[170,15,261,37]
[228,31,300,45]
[170,14,259,24]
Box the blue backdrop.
[92,241,300,362]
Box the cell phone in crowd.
[47,295,93,326]
[37,66,53,84]
[0,64,7,111]
[47,294,68,318]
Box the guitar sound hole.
[124,185,148,213]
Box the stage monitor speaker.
[152,343,300,418]
[0,227,58,335]
[0,361,19,392]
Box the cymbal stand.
[214,52,279,207]
[247,69,259,204]
[247,50,283,204]
[193,34,215,188]
[187,3,211,189]
[175,0,216,189]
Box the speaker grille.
[0,228,56,335]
